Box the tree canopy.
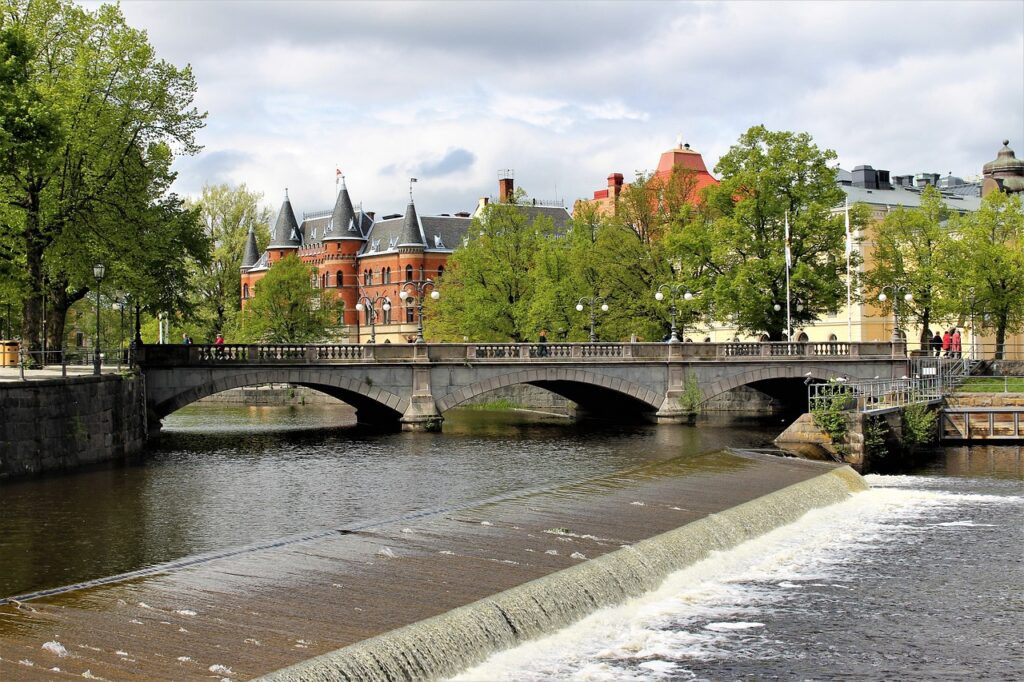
[0,0,207,356]
[238,254,338,343]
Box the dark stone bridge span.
[137,342,910,430]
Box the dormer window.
[371,238,381,252]
[434,234,444,248]
[389,236,398,249]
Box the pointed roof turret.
[396,201,425,248]
[241,225,260,269]
[268,189,302,248]
[324,175,361,241]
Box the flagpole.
[845,198,852,342]
[785,210,792,343]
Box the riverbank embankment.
[0,451,863,681]
[0,374,147,480]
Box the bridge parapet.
[137,341,904,367]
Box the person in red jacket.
[942,329,951,357]
[951,328,962,358]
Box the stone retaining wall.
[0,375,147,480]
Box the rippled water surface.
[455,451,1024,681]
[0,405,784,597]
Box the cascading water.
[259,467,867,682]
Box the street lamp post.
[93,263,105,375]
[575,296,609,343]
[877,285,914,343]
[654,284,694,343]
[399,279,439,344]
[114,298,125,370]
[355,293,392,344]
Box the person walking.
[941,329,951,357]
[930,330,943,357]
[214,332,225,358]
[537,329,548,357]
[951,328,962,359]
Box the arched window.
[321,273,328,288]
[383,267,391,284]
[335,271,343,287]
[368,269,374,285]
[437,265,445,279]
[363,270,369,286]
[828,333,838,341]
[419,266,424,282]
[364,307,373,325]
[797,332,809,342]
[405,297,416,323]
[242,284,249,299]
[406,264,413,282]
[703,336,711,343]
[383,297,392,324]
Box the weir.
[0,452,866,682]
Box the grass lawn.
[958,377,1024,392]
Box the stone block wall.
[0,374,148,480]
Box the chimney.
[876,169,892,190]
[608,173,624,199]
[498,169,514,203]
[366,211,375,221]
[852,165,878,189]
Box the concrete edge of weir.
[256,464,869,682]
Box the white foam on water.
[42,641,68,657]
[175,609,197,616]
[378,547,397,558]
[208,663,233,674]
[934,520,996,527]
[451,483,1021,681]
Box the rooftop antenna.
[336,166,345,194]
[409,177,418,202]
[284,187,289,201]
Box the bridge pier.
[400,367,443,432]
[654,365,697,424]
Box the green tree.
[239,254,335,343]
[427,194,556,342]
[945,191,1024,359]
[0,0,206,358]
[863,186,952,344]
[187,183,271,338]
[699,125,863,339]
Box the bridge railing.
[135,341,906,367]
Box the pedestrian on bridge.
[952,329,962,358]
[942,329,951,357]
[930,331,942,357]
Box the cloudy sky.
[101,0,1023,217]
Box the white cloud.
[89,0,1023,218]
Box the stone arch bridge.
[137,341,909,431]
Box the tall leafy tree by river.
[187,183,271,339]
[239,254,337,343]
[945,191,1024,360]
[0,0,206,356]
[427,195,556,342]
[699,126,862,340]
[863,186,953,343]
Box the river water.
[1,405,1022,680]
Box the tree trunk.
[21,192,44,365]
[995,316,1007,361]
[920,309,931,346]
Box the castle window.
[406,265,413,282]
[437,265,445,280]
[243,283,250,299]
[419,266,424,282]
[405,298,416,323]
[336,271,343,287]
[383,297,392,324]
[434,234,444,248]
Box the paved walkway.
[0,366,123,383]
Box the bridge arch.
[435,367,664,414]
[151,367,408,421]
[699,366,834,405]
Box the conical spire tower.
[268,190,302,248]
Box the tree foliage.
[428,193,556,342]
[863,186,952,342]
[238,255,336,343]
[0,0,207,355]
[698,125,863,339]
[945,191,1024,359]
[186,183,271,339]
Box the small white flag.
[844,198,852,258]
[784,211,792,269]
